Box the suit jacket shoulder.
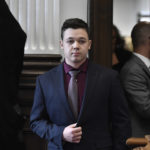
[89,61,118,73]
[88,62,119,82]
[38,63,63,80]
[120,54,150,119]
[120,55,150,79]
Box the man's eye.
[79,40,86,44]
[66,40,74,44]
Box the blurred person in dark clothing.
[0,0,27,149]
[112,24,132,72]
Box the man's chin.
[72,58,86,64]
[72,58,81,63]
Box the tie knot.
[69,70,80,78]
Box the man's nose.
[73,41,80,48]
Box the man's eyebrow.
[66,37,74,39]
[79,37,87,40]
[66,37,87,40]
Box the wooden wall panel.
[88,0,113,67]
[18,54,62,150]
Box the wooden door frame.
[87,0,113,67]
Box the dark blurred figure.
[0,0,27,150]
[112,24,132,72]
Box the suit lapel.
[56,64,76,121]
[77,62,100,126]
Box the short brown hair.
[61,18,89,40]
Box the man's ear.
[60,40,63,49]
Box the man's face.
[60,28,91,67]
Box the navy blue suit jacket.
[30,61,131,150]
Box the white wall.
[6,0,87,54]
[113,0,150,37]
[60,0,87,27]
[59,0,87,56]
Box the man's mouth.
[72,52,80,56]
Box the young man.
[120,21,150,137]
[30,18,131,150]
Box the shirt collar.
[63,59,88,74]
[134,52,150,68]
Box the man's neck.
[135,48,150,59]
[65,59,87,69]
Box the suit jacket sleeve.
[30,77,65,147]
[120,66,150,118]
